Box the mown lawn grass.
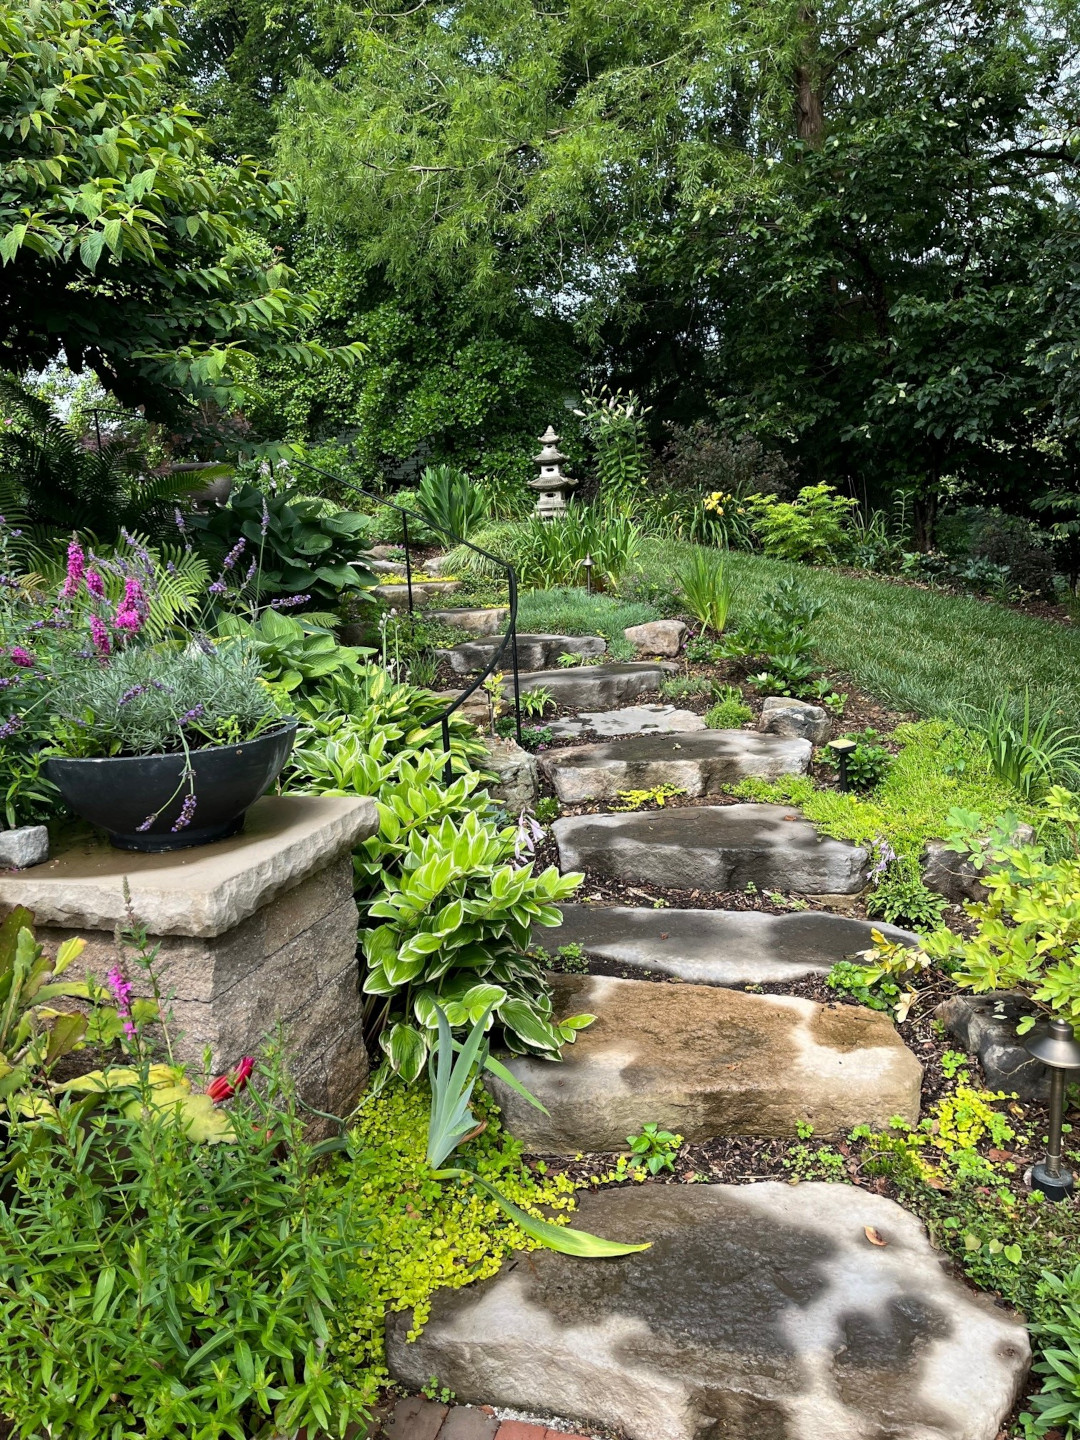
[640,539,1080,719]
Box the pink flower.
[206,1056,255,1104]
[85,570,105,599]
[90,614,111,657]
[105,965,136,1039]
[114,607,141,635]
[9,647,35,668]
[60,540,85,598]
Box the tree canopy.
[0,0,358,416]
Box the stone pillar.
[0,795,377,1118]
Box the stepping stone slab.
[541,730,810,803]
[373,580,461,603]
[548,703,705,740]
[554,803,867,895]
[439,634,606,676]
[486,974,921,1150]
[536,905,919,986]
[387,1182,1029,1440]
[429,607,509,635]
[518,663,676,710]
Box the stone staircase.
[439,633,607,674]
[387,696,1031,1439]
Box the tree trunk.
[794,6,825,148]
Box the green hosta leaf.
[499,999,562,1053]
[382,1022,428,1082]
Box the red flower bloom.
[206,1055,255,1104]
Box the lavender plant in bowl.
[43,542,295,851]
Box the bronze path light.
[1025,1017,1080,1202]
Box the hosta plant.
[363,810,588,1081]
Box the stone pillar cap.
[0,794,377,938]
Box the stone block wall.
[4,795,376,1121]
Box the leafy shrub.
[0,1046,368,1440]
[866,859,948,930]
[577,388,650,514]
[643,421,794,544]
[675,549,735,634]
[822,728,893,791]
[924,788,1080,1032]
[745,483,858,562]
[725,576,822,685]
[1022,1264,1080,1439]
[193,482,375,603]
[826,929,932,1021]
[705,685,753,730]
[417,463,486,541]
[660,675,712,701]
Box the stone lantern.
[528,425,578,521]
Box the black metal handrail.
[284,459,523,770]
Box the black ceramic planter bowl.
[45,720,298,852]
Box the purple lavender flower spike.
[171,793,197,832]
[179,703,205,726]
[118,685,149,706]
[222,538,247,570]
[270,593,311,609]
[136,813,158,832]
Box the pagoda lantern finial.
[528,425,577,521]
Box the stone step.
[536,905,918,986]
[439,633,607,676]
[517,662,676,709]
[541,730,810,803]
[372,579,461,603]
[548,703,705,740]
[387,1182,1029,1440]
[486,974,921,1152]
[428,606,509,635]
[553,803,867,895]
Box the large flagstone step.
[387,1181,1029,1440]
[548,702,705,739]
[541,730,810,803]
[553,802,867,895]
[486,974,920,1153]
[438,632,606,675]
[536,905,918,986]
[516,662,677,709]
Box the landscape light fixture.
[583,554,594,594]
[1024,1017,1080,1202]
[827,736,858,793]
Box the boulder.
[480,738,539,811]
[518,663,677,710]
[0,825,49,869]
[541,731,810,804]
[438,634,606,676]
[553,803,868,894]
[486,973,921,1150]
[535,905,919,986]
[387,1182,1030,1440]
[428,607,509,636]
[758,695,831,746]
[934,991,1067,1101]
[623,619,687,657]
[548,703,706,740]
[920,825,1033,906]
[368,558,407,575]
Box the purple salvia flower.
[90,615,111,657]
[171,793,197,832]
[9,647,35,668]
[60,539,85,598]
[105,965,137,1038]
[85,570,105,599]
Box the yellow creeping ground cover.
[327,1081,580,1399]
[734,719,1038,858]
